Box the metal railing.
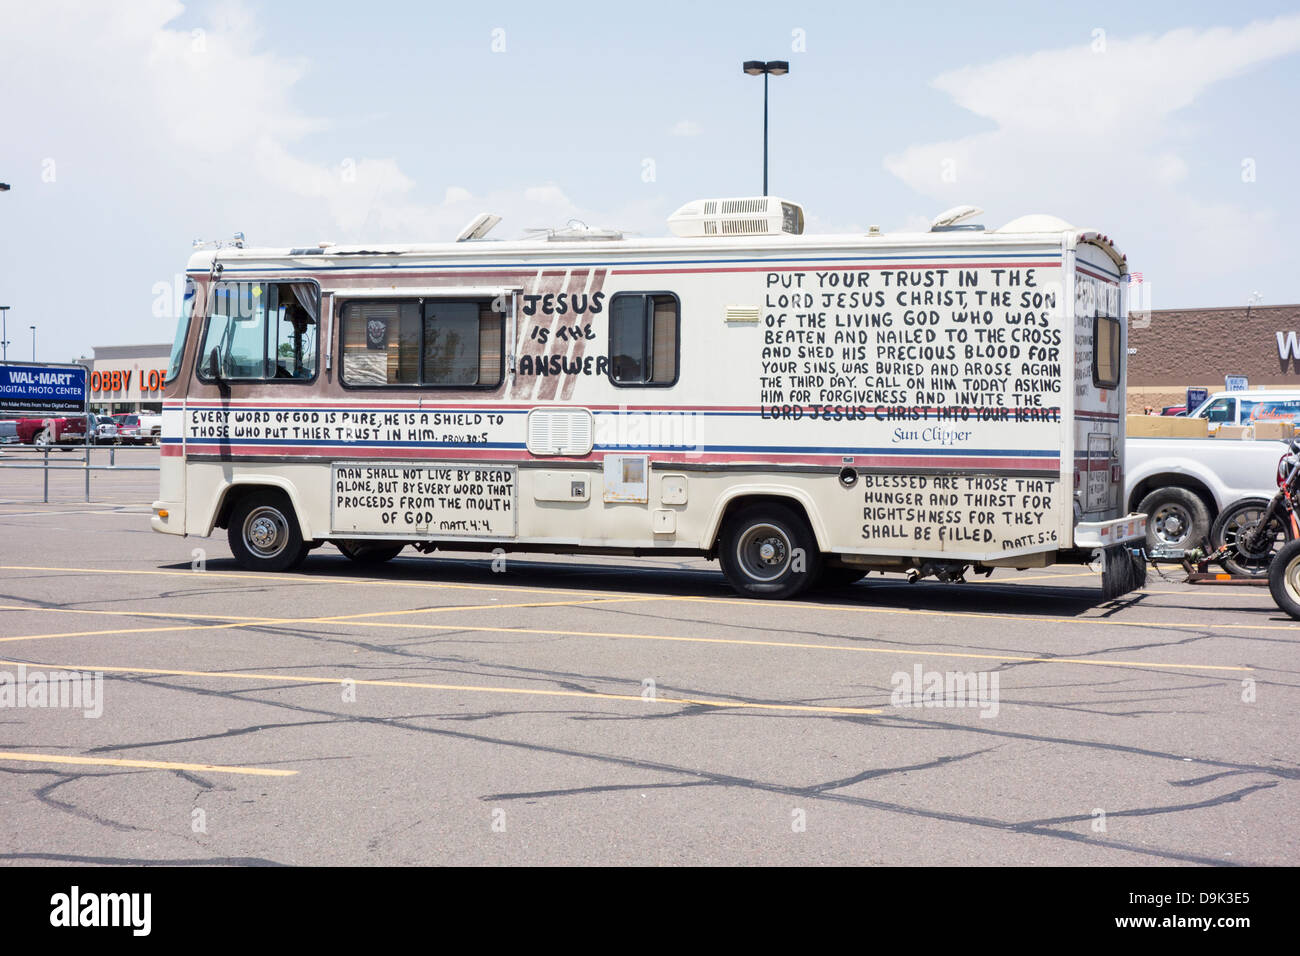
[0,442,159,502]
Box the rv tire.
[227,490,309,572]
[719,503,822,599]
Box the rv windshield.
[165,277,196,384]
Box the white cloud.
[0,1,676,347]
[671,120,702,137]
[883,15,1300,299]
[523,184,570,205]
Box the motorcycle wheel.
[1268,539,1300,620]
[1211,498,1288,577]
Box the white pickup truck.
[1125,437,1285,553]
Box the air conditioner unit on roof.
[668,197,805,238]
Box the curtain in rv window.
[340,299,503,388]
[198,280,319,382]
[608,293,679,386]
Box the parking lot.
[1,452,1297,866]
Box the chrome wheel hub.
[243,507,288,557]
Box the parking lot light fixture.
[742,60,790,196]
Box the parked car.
[0,420,19,444]
[1126,435,1286,553]
[1160,405,1186,416]
[16,416,82,445]
[93,415,119,444]
[137,413,162,444]
[109,413,145,444]
[1187,390,1300,433]
[14,414,105,445]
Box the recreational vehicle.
[152,198,1146,599]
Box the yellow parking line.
[660,594,1300,633]
[0,750,296,777]
[0,604,273,623]
[0,660,879,715]
[0,596,670,644]
[332,620,1251,672]
[0,564,618,600]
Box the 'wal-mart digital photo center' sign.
[0,363,88,413]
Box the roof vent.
[668,197,805,238]
[456,213,502,242]
[526,219,624,241]
[930,205,984,232]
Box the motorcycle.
[1206,437,1300,578]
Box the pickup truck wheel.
[1137,488,1209,553]
[718,503,822,599]
[336,541,404,565]
[34,430,52,447]
[227,492,308,572]
[1211,498,1285,577]
[1268,539,1300,619]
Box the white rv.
[151,198,1146,599]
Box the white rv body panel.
[153,222,1141,582]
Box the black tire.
[1268,539,1300,620]
[718,503,822,599]
[336,540,404,565]
[1137,487,1210,553]
[1211,497,1286,577]
[817,566,868,589]
[34,429,52,447]
[227,491,309,572]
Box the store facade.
[1127,304,1300,413]
[78,343,171,414]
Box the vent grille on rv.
[668,197,805,238]
[526,408,594,457]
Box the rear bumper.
[1074,514,1146,549]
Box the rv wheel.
[336,541,405,565]
[719,503,822,599]
[227,491,309,572]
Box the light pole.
[1246,290,1263,321]
[0,306,9,363]
[742,60,789,196]
[30,326,36,362]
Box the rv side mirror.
[208,347,223,381]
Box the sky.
[1,0,1299,360]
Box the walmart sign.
[0,363,87,413]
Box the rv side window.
[197,280,320,383]
[340,299,504,388]
[1092,314,1121,389]
[608,293,679,387]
